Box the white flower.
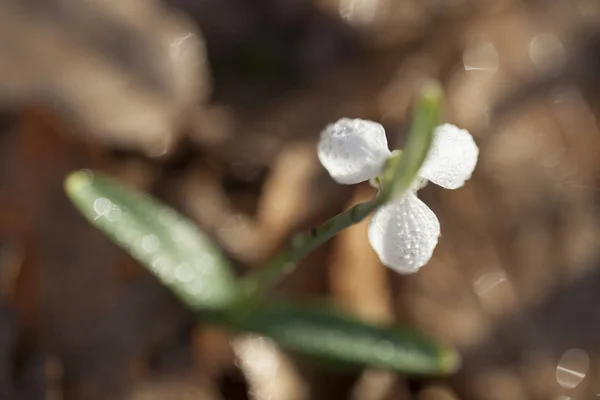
[317,118,479,274]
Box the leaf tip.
[420,79,444,105]
[438,346,461,374]
[64,169,94,197]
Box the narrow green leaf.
[381,80,443,202]
[226,302,460,375]
[64,170,237,311]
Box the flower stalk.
[237,189,382,307]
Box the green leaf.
[380,80,443,202]
[64,170,237,311]
[226,302,460,375]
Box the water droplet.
[106,205,122,222]
[93,197,111,216]
[175,263,195,283]
[141,234,160,253]
[556,348,589,389]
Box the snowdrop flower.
[317,118,478,274]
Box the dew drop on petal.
[317,118,391,185]
[368,192,440,274]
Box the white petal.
[317,118,391,185]
[368,192,440,274]
[419,124,479,190]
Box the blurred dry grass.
[2,0,600,399]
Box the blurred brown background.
[2,0,600,399]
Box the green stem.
[234,148,411,311]
[237,194,384,306]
